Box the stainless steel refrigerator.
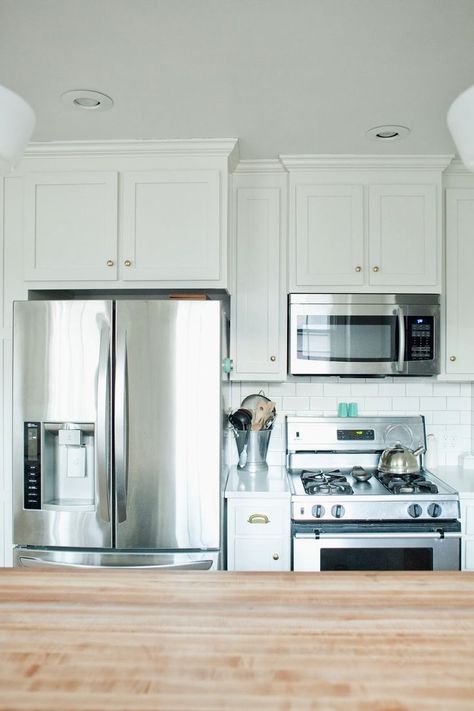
[12,298,229,569]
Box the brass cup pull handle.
[450,356,456,362]
[248,513,269,524]
[355,266,362,272]
[372,266,380,272]
[106,259,114,267]
[124,260,132,267]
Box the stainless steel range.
[287,416,461,571]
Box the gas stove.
[287,416,460,523]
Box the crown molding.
[23,138,240,160]
[279,154,454,171]
[234,159,287,174]
[444,158,474,175]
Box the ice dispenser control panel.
[24,422,41,509]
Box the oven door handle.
[294,531,462,540]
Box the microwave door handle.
[97,323,110,522]
[115,327,128,523]
[396,306,406,373]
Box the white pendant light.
[0,84,36,171]
[447,84,474,171]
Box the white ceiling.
[1,0,474,160]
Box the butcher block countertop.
[0,571,473,711]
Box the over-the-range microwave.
[289,294,440,377]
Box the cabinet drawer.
[233,537,289,571]
[232,501,288,537]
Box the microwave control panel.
[24,422,41,509]
[406,316,434,361]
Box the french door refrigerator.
[12,299,229,569]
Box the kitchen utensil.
[378,441,425,475]
[351,466,372,482]
[240,390,271,410]
[228,408,252,431]
[251,399,276,431]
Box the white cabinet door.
[120,170,223,282]
[368,184,437,287]
[293,184,364,288]
[226,497,291,571]
[231,178,286,380]
[445,189,474,374]
[24,172,118,281]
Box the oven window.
[320,547,433,571]
[297,315,397,362]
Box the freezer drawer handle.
[18,556,214,570]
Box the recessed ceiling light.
[61,89,113,111]
[366,125,410,141]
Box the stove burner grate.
[377,471,439,495]
[301,469,353,496]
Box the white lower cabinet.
[225,466,291,571]
[461,497,474,571]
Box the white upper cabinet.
[24,171,118,281]
[230,166,287,381]
[294,183,364,287]
[20,140,238,288]
[282,156,451,293]
[120,170,221,281]
[445,183,474,376]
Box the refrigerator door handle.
[97,322,111,522]
[115,327,129,523]
[18,556,214,570]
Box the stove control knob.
[428,503,442,518]
[312,504,326,519]
[331,504,345,519]
[408,504,423,518]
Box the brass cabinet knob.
[270,355,276,362]
[106,259,114,267]
[272,553,280,561]
[355,266,362,272]
[124,260,132,267]
[372,266,380,272]
[450,356,456,362]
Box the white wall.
[230,378,472,467]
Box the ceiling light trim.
[366,125,411,142]
[61,90,114,111]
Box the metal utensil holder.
[233,430,271,472]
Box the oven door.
[293,523,461,571]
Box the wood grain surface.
[0,570,473,711]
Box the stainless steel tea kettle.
[378,441,425,475]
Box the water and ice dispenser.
[24,422,95,510]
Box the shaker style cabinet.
[461,497,474,571]
[120,170,221,281]
[20,140,237,287]
[445,187,474,376]
[23,171,119,281]
[225,466,291,571]
[230,167,287,381]
[282,156,450,293]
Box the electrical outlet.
[440,433,457,449]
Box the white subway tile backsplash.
[419,397,447,411]
[446,397,471,411]
[296,382,324,396]
[267,382,295,397]
[432,411,460,425]
[282,396,310,412]
[405,381,434,396]
[309,396,337,412]
[392,396,419,411]
[378,382,406,396]
[323,383,352,397]
[362,397,393,411]
[350,383,380,396]
[431,382,461,396]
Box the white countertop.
[224,465,290,498]
[435,465,474,496]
